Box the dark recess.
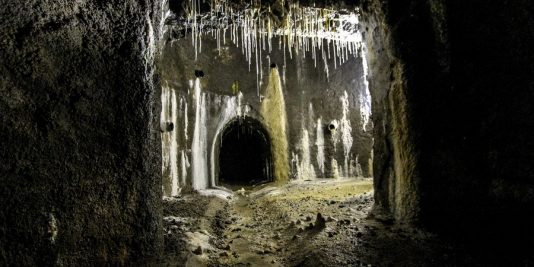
[380,0,534,264]
[219,117,273,186]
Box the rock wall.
[3,0,532,264]
[367,0,534,263]
[159,35,374,193]
[359,0,422,223]
[0,0,165,264]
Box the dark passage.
[219,117,273,185]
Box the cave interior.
[1,0,534,266]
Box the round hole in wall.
[194,69,204,78]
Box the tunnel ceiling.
[169,0,362,13]
[162,0,368,88]
[164,0,364,52]
[168,0,363,23]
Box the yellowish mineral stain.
[261,67,290,183]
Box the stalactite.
[180,1,365,89]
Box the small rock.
[314,213,326,229]
[219,251,229,257]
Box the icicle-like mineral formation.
[359,45,372,131]
[179,2,364,89]
[308,103,315,130]
[331,158,340,179]
[329,120,339,154]
[316,117,325,176]
[261,67,290,182]
[161,86,180,197]
[181,149,190,186]
[296,129,316,180]
[291,152,299,179]
[183,97,188,142]
[161,87,170,193]
[191,78,208,190]
[340,91,353,177]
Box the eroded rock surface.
[1,1,164,264]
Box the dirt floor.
[159,178,473,267]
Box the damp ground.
[158,178,473,266]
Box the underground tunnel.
[2,0,534,266]
[218,117,273,186]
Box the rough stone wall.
[356,0,421,223]
[371,0,534,263]
[0,0,164,265]
[159,35,374,191]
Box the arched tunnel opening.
[218,117,273,186]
